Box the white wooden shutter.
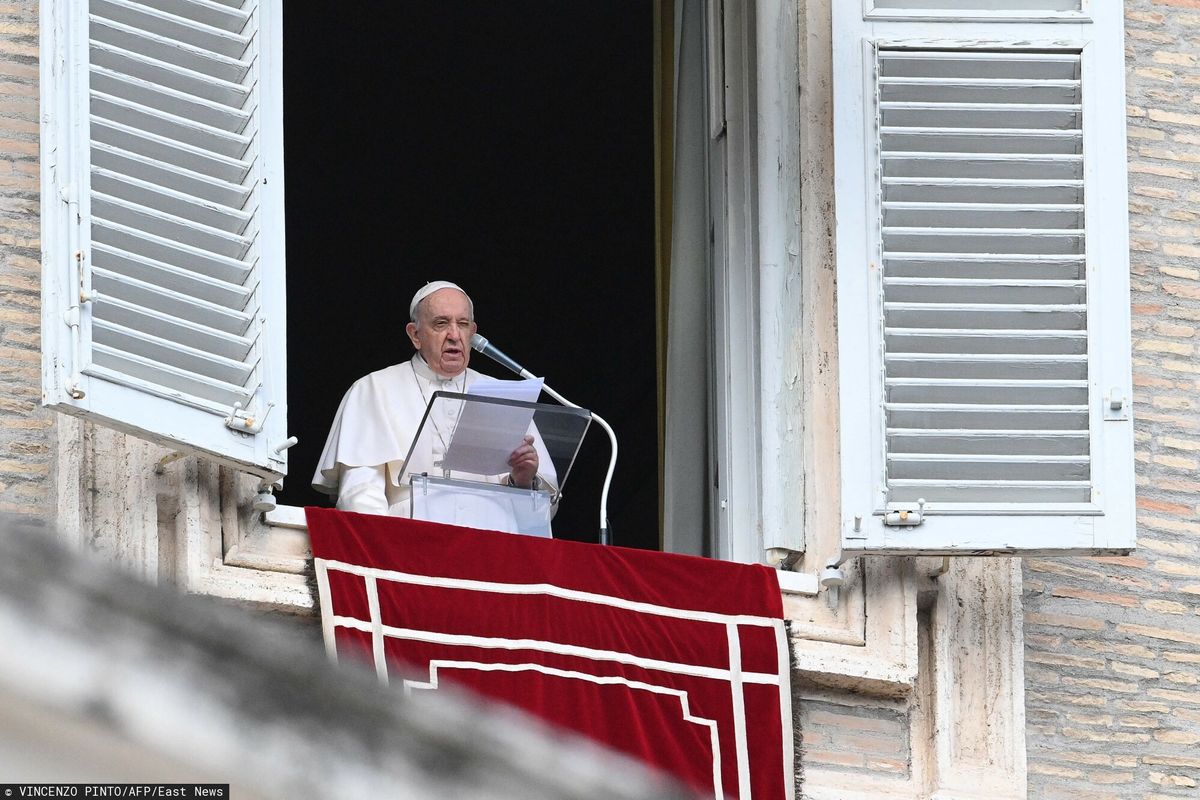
[834,6,1134,555]
[41,0,289,478]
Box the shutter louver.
[42,0,288,478]
[88,0,259,411]
[872,1,1081,11]
[878,50,1090,508]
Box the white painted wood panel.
[41,0,289,478]
[833,8,1134,555]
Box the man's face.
[405,288,476,377]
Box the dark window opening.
[281,2,658,549]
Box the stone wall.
[1022,3,1200,797]
[0,0,48,519]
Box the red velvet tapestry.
[306,508,794,800]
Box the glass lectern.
[401,391,591,537]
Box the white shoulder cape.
[311,358,480,495]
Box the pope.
[312,281,556,516]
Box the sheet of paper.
[466,376,544,403]
[438,377,544,475]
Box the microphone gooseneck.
[470,332,619,545]
[545,388,618,547]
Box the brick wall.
[0,0,48,519]
[1023,2,1200,797]
[800,697,910,780]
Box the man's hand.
[507,434,539,489]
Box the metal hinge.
[63,247,88,399]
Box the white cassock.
[312,354,557,520]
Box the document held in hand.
[437,376,545,476]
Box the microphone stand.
[471,335,616,545]
[526,378,617,547]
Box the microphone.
[470,333,532,378]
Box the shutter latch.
[1104,388,1129,421]
[884,497,925,527]
[225,400,273,434]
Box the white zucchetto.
[409,280,472,321]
